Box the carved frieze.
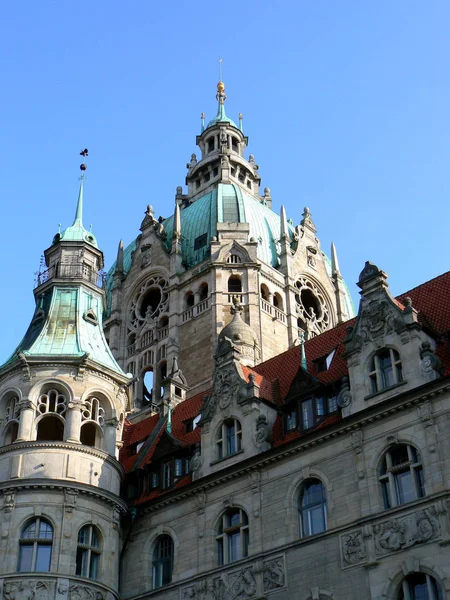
[180,555,286,598]
[0,580,112,600]
[341,504,442,568]
[373,507,439,556]
[201,365,243,422]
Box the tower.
[0,160,131,599]
[103,82,355,412]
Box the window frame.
[398,572,442,600]
[379,444,424,509]
[152,535,174,589]
[369,348,403,394]
[298,478,327,538]
[284,394,338,434]
[217,419,242,460]
[76,524,102,580]
[216,508,249,566]
[18,517,53,573]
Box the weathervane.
[79,148,88,179]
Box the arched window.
[198,282,208,301]
[36,416,64,441]
[217,419,242,459]
[18,517,53,572]
[76,525,101,580]
[369,348,403,393]
[216,508,249,565]
[398,573,442,600]
[228,276,242,294]
[273,292,283,310]
[260,284,270,301]
[80,397,105,448]
[152,535,174,589]
[379,444,424,508]
[185,291,194,308]
[298,479,327,537]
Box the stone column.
[65,399,83,443]
[105,418,118,456]
[16,399,35,442]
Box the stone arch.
[381,558,447,599]
[0,387,22,445]
[217,240,252,265]
[35,412,65,442]
[197,281,209,301]
[140,525,180,588]
[126,269,170,332]
[80,388,116,421]
[284,467,334,541]
[294,273,334,334]
[260,283,270,301]
[29,378,73,407]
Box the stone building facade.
[1,84,450,600]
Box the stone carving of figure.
[255,414,271,445]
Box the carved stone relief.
[373,507,439,556]
[180,555,286,598]
[341,504,442,568]
[201,365,242,422]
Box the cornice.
[0,478,128,512]
[0,441,125,477]
[137,378,450,514]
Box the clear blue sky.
[1,1,449,362]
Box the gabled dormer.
[343,262,442,416]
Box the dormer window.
[369,348,403,394]
[207,138,215,153]
[217,419,242,459]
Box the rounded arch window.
[198,282,208,301]
[36,415,64,442]
[37,387,67,417]
[379,444,424,508]
[398,573,442,599]
[273,292,283,310]
[18,517,53,572]
[185,291,194,308]
[4,421,19,445]
[298,478,327,537]
[260,284,270,301]
[76,524,101,580]
[152,535,174,589]
[228,276,242,294]
[216,507,249,565]
[129,275,169,329]
[1,393,20,444]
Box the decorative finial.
[217,60,226,104]
[239,112,243,132]
[201,112,205,133]
[298,330,307,370]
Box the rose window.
[129,276,169,330]
[295,277,330,338]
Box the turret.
[0,156,129,595]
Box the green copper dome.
[206,102,238,129]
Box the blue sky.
[1,1,449,362]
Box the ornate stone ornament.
[373,507,439,556]
[359,299,397,342]
[263,556,286,591]
[201,365,242,422]
[340,530,366,566]
[128,275,169,330]
[294,277,330,338]
[254,414,271,446]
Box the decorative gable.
[343,262,441,416]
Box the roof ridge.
[396,270,450,299]
[132,415,167,471]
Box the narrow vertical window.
[76,525,101,580]
[216,508,249,565]
[153,535,174,588]
[298,479,327,537]
[379,444,424,508]
[18,518,53,572]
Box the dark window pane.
[315,397,325,417]
[22,523,36,539]
[302,399,313,430]
[18,545,33,572]
[89,553,99,580]
[76,548,87,576]
[396,470,415,504]
[391,446,409,466]
[35,544,52,571]
[381,480,392,509]
[416,467,425,498]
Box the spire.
[280,205,289,240]
[239,112,243,132]
[173,202,181,239]
[201,112,205,133]
[114,240,124,276]
[331,242,340,276]
[73,177,84,227]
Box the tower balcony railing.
[260,298,287,323]
[181,297,210,324]
[35,264,106,289]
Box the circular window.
[129,275,169,329]
[295,277,329,338]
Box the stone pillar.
[16,400,35,442]
[105,419,118,456]
[65,399,83,443]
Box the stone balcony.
[0,574,118,600]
